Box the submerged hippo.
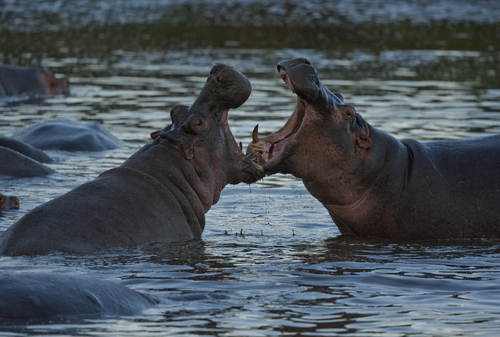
[0,136,55,177]
[247,57,500,240]
[0,193,19,210]
[0,64,69,97]
[0,64,264,256]
[0,146,55,178]
[0,136,53,163]
[13,119,120,152]
[0,273,155,320]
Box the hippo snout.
[211,64,251,109]
[277,58,320,103]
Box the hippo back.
[0,164,203,255]
[13,119,120,151]
[0,65,47,96]
[0,146,55,178]
[0,136,53,163]
[0,272,155,320]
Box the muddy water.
[1,0,500,335]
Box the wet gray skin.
[0,273,155,320]
[13,119,120,152]
[0,146,56,178]
[0,64,69,96]
[0,63,264,256]
[248,57,500,240]
[0,136,53,163]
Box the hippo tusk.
[252,124,259,143]
[268,143,275,160]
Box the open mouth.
[246,78,307,169]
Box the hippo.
[0,193,19,210]
[0,63,264,256]
[0,64,69,97]
[0,136,53,163]
[0,272,155,320]
[247,57,500,240]
[0,146,55,178]
[13,119,120,152]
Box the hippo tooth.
[250,153,263,164]
[268,143,275,160]
[250,144,264,153]
[252,124,259,143]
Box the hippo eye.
[346,110,352,117]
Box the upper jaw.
[277,58,321,103]
[221,110,265,184]
[246,59,315,172]
[246,95,307,174]
[248,58,351,178]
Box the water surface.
[1,1,500,335]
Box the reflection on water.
[1,0,500,335]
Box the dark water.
[1,0,500,335]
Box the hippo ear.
[152,124,173,140]
[150,130,161,140]
[353,114,372,149]
[178,140,195,160]
[170,105,189,124]
[334,93,344,103]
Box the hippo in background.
[0,135,56,178]
[0,135,53,163]
[0,193,19,210]
[0,63,264,256]
[247,57,500,241]
[0,272,155,321]
[0,118,118,176]
[13,119,120,152]
[0,64,69,97]
[0,146,55,178]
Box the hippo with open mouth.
[247,57,500,240]
[0,63,264,256]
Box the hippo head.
[247,58,372,185]
[152,63,264,192]
[0,193,19,211]
[40,71,70,95]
